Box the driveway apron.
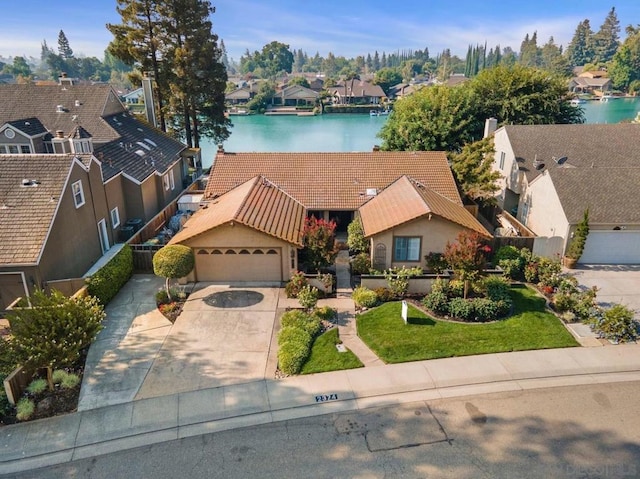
[572,265,640,319]
[135,285,279,400]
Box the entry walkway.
[331,250,383,366]
[3,345,640,473]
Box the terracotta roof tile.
[0,155,76,265]
[205,152,460,210]
[171,176,305,246]
[359,176,490,237]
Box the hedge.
[86,244,133,305]
[278,324,314,375]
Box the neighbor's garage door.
[195,247,282,282]
[0,273,27,311]
[579,231,640,264]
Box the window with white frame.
[169,170,175,190]
[499,151,506,169]
[393,236,421,262]
[163,174,170,191]
[72,180,85,208]
[110,207,120,228]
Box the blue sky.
[2,1,640,62]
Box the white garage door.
[579,231,640,264]
[195,247,282,282]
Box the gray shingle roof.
[548,168,640,225]
[6,117,47,136]
[94,114,186,183]
[503,124,640,184]
[0,84,124,143]
[0,155,77,265]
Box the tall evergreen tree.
[519,32,539,67]
[566,19,595,67]
[541,36,571,76]
[57,30,74,59]
[158,0,230,147]
[593,7,620,64]
[107,0,168,131]
[609,25,640,90]
[373,51,380,71]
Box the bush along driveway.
[357,285,579,364]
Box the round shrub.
[351,252,371,275]
[278,340,310,375]
[590,304,639,343]
[278,325,312,348]
[26,378,47,395]
[471,298,500,322]
[448,297,474,321]
[553,293,577,314]
[52,369,68,384]
[16,398,35,421]
[352,286,378,308]
[60,372,80,389]
[431,278,449,295]
[425,252,448,274]
[422,291,449,315]
[313,306,336,322]
[482,276,512,302]
[374,287,395,303]
[298,285,319,310]
[493,245,520,264]
[280,312,321,337]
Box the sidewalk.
[3,344,640,473]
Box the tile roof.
[359,176,490,237]
[547,168,640,225]
[94,113,186,182]
[0,84,124,143]
[502,124,640,184]
[0,154,77,265]
[170,176,305,246]
[205,151,460,210]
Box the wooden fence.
[3,365,37,405]
[131,244,163,273]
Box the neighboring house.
[359,176,490,271]
[388,82,425,99]
[330,80,386,105]
[0,82,194,307]
[169,176,305,283]
[173,150,488,282]
[270,84,318,107]
[444,74,469,87]
[225,87,252,105]
[491,123,640,263]
[568,71,611,94]
[0,155,109,310]
[122,88,144,104]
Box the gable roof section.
[206,151,460,210]
[171,176,305,247]
[0,154,77,265]
[280,84,318,100]
[5,117,48,137]
[359,176,490,237]
[0,84,124,143]
[502,124,640,184]
[547,168,640,225]
[331,80,385,98]
[94,113,186,182]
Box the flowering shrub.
[301,216,338,272]
[444,231,491,298]
[285,271,308,298]
[298,285,319,311]
[589,304,638,343]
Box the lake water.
[200,98,640,168]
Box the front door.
[98,219,109,254]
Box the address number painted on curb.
[315,394,338,402]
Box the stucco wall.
[370,216,473,270]
[104,175,126,238]
[493,128,520,207]
[180,223,297,282]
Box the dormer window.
[72,139,93,154]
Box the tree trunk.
[166,277,171,300]
[47,366,54,391]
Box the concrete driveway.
[571,265,640,319]
[135,285,280,400]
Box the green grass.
[301,328,364,374]
[357,285,579,364]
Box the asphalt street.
[13,380,640,479]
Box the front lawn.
[357,285,579,364]
[301,328,364,374]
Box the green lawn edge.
[356,285,579,364]
[301,328,364,374]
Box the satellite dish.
[556,156,568,165]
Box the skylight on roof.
[136,141,151,150]
[144,138,157,147]
[135,149,146,157]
